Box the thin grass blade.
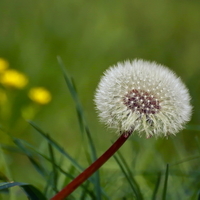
[151,172,161,200]
[28,121,98,197]
[28,120,83,171]
[21,184,47,200]
[116,151,143,199]
[47,141,58,192]
[3,141,85,187]
[113,154,139,199]
[57,56,85,132]
[13,138,48,178]
[0,144,23,154]
[57,56,102,199]
[197,190,200,200]
[0,182,47,200]
[162,164,169,200]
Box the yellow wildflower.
[0,69,28,89]
[0,58,9,73]
[28,87,52,105]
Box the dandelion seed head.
[94,59,192,138]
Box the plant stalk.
[51,131,132,200]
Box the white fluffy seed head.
[94,59,192,138]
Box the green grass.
[0,0,200,199]
[0,58,199,199]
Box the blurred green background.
[0,0,200,199]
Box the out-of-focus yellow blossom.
[0,58,9,73]
[28,87,52,105]
[0,69,28,89]
[0,89,7,104]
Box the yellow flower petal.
[28,87,52,105]
[1,69,28,89]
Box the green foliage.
[0,1,200,199]
[162,164,169,200]
[0,182,47,200]
[0,58,199,199]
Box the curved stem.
[51,131,132,200]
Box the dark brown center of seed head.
[123,89,161,114]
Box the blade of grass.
[170,155,200,166]
[1,127,51,184]
[0,182,23,191]
[80,185,89,200]
[79,181,102,200]
[43,141,59,196]
[48,140,58,192]
[116,150,143,199]
[13,138,59,194]
[17,140,93,196]
[162,164,169,200]
[28,120,99,197]
[113,154,140,200]
[0,182,47,200]
[1,142,95,197]
[21,184,47,200]
[151,172,161,200]
[1,123,97,198]
[0,168,9,194]
[3,140,96,198]
[13,138,49,178]
[57,56,85,133]
[0,144,23,154]
[197,190,200,200]
[28,120,83,172]
[57,56,102,199]
[75,103,85,133]
[0,145,16,200]
[2,137,82,183]
[1,143,58,174]
[44,171,57,196]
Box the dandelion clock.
[52,59,192,199]
[94,59,192,138]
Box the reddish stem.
[51,131,132,200]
